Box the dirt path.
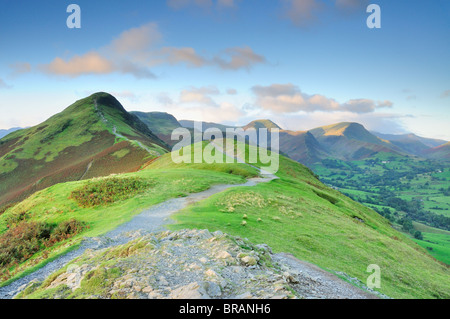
[0,156,275,298]
[0,140,382,299]
[79,161,92,180]
[272,253,381,299]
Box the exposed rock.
[170,282,209,299]
[16,229,380,299]
[216,250,232,260]
[241,256,258,266]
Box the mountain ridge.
[135,114,448,164]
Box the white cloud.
[268,111,411,135]
[213,47,266,71]
[110,22,162,56]
[157,93,175,106]
[169,102,244,123]
[35,22,265,78]
[252,83,393,114]
[40,52,156,79]
[281,0,323,27]
[179,86,220,106]
[152,86,243,123]
[161,47,207,67]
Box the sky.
[0,0,449,139]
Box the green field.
[312,153,450,264]
[411,222,450,264]
[413,232,450,265]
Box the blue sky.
[0,0,449,139]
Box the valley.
[313,153,450,264]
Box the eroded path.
[0,155,276,298]
[0,141,381,299]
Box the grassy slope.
[131,112,181,136]
[2,141,449,298]
[0,162,254,286]
[308,122,401,161]
[0,93,167,208]
[130,111,183,148]
[424,142,450,160]
[160,145,450,299]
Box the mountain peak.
[89,92,127,113]
[244,119,282,130]
[310,122,368,138]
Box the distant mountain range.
[1,92,448,207]
[132,113,449,166]
[422,142,450,160]
[0,127,23,139]
[371,131,447,156]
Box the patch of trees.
[364,195,450,231]
[400,217,423,239]
[370,206,395,223]
[322,159,346,169]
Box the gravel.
[0,168,276,299]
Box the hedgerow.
[69,177,153,208]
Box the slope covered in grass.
[1,138,448,298]
[424,142,450,160]
[131,112,182,147]
[144,141,260,178]
[308,122,402,161]
[0,163,249,285]
[165,144,449,299]
[0,93,167,209]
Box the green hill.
[423,142,450,160]
[0,128,23,140]
[243,119,281,130]
[131,111,182,146]
[372,132,447,156]
[309,122,402,161]
[0,140,448,298]
[278,130,329,166]
[0,92,167,209]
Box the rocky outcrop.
[17,229,380,299]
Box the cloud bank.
[251,83,393,114]
[34,23,266,79]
